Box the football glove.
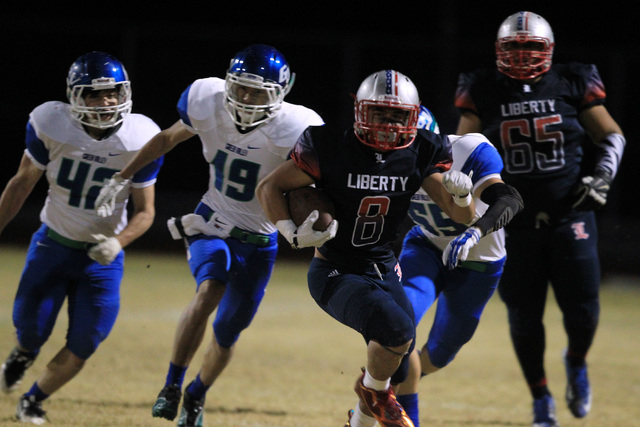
[572,171,611,211]
[276,210,338,249]
[442,226,482,270]
[95,173,129,218]
[88,234,122,265]
[442,170,473,207]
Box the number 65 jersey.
[455,62,607,228]
[26,101,163,242]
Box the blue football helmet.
[417,105,440,134]
[66,51,132,130]
[224,44,295,129]
[353,70,421,151]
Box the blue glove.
[442,227,482,270]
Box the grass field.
[1,243,639,426]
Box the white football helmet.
[353,70,420,151]
[495,11,555,80]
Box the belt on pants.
[194,203,272,247]
[46,227,93,250]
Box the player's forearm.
[115,208,154,248]
[0,177,38,236]
[256,179,290,224]
[446,199,476,224]
[119,136,171,180]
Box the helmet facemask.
[224,72,289,130]
[354,99,419,151]
[496,35,554,80]
[68,79,132,129]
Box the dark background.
[2,4,638,276]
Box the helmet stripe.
[385,70,393,95]
[517,11,530,31]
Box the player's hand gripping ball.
[287,186,335,231]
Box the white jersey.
[178,77,324,234]
[26,101,162,242]
[408,133,506,262]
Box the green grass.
[1,244,639,426]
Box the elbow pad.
[474,183,524,235]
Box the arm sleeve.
[474,182,524,235]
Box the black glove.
[572,171,612,211]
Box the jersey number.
[57,158,118,209]
[352,196,389,247]
[211,150,260,202]
[408,200,465,236]
[500,114,564,173]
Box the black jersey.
[292,126,452,269]
[455,63,606,227]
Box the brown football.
[287,186,335,231]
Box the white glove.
[95,173,130,218]
[572,172,611,211]
[275,210,338,249]
[442,170,473,207]
[88,234,122,265]
[442,226,481,270]
[167,212,233,240]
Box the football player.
[257,70,477,427]
[94,44,323,427]
[455,11,625,426]
[0,51,163,424]
[394,107,523,427]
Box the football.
[287,186,335,231]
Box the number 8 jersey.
[455,62,607,227]
[292,126,452,268]
[26,101,163,242]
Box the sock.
[362,369,390,391]
[397,393,419,427]
[165,362,187,388]
[186,374,210,400]
[25,383,49,402]
[529,378,550,400]
[565,348,587,367]
[350,404,376,427]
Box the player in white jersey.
[95,44,323,427]
[0,51,162,424]
[392,107,524,427]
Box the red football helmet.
[495,11,555,81]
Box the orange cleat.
[353,371,415,427]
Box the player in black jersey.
[257,70,476,427]
[455,11,625,427]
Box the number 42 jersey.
[26,101,163,242]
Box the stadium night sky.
[2,3,638,272]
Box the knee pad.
[366,299,415,348]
